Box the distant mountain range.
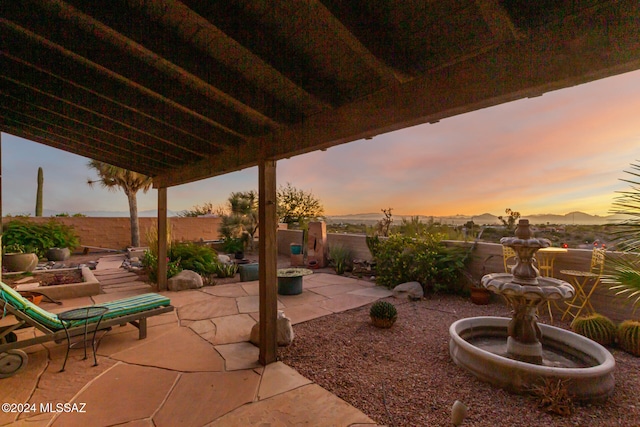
[325,211,627,226]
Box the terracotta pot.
[3,253,39,272]
[470,287,490,305]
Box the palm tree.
[87,160,153,247]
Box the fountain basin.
[449,316,615,402]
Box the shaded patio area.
[1,256,391,426]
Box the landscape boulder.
[167,269,203,291]
[393,281,424,300]
[250,311,294,346]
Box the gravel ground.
[278,294,640,427]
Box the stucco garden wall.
[4,216,222,251]
[276,230,636,323]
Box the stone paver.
[280,303,333,325]
[8,256,389,426]
[309,282,368,297]
[240,281,259,296]
[214,342,260,371]
[211,314,256,344]
[51,363,178,427]
[0,351,47,425]
[208,384,377,426]
[236,295,284,313]
[277,290,327,307]
[110,327,225,372]
[201,283,248,298]
[306,273,369,286]
[153,370,260,427]
[256,361,312,400]
[178,296,239,320]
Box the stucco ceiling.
[1,0,639,188]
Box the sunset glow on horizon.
[2,69,640,219]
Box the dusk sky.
[2,69,639,218]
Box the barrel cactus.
[617,320,640,356]
[571,313,617,346]
[369,301,398,328]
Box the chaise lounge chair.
[0,282,173,378]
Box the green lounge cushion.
[1,282,170,330]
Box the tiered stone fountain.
[449,220,615,401]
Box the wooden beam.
[152,0,640,188]
[258,159,278,365]
[157,187,168,291]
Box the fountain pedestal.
[481,220,574,364]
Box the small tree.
[276,183,324,225]
[178,202,225,217]
[376,207,393,237]
[87,160,153,247]
[498,208,521,233]
[219,191,259,251]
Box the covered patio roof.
[2,0,639,187]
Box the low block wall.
[4,217,222,251]
[276,231,637,323]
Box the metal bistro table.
[57,306,109,372]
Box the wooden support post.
[258,160,278,365]
[157,187,168,291]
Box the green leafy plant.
[141,250,182,283]
[365,235,380,259]
[2,219,79,258]
[617,320,640,356]
[369,300,398,328]
[3,243,28,254]
[170,242,218,275]
[214,262,239,278]
[373,233,468,294]
[571,313,617,346]
[328,244,352,275]
[222,237,245,254]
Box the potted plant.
[44,220,79,261]
[463,268,491,305]
[3,244,39,272]
[277,268,313,295]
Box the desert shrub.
[373,233,468,293]
[170,242,219,275]
[2,219,79,257]
[328,244,352,275]
[142,250,182,283]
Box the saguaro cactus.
[35,167,43,217]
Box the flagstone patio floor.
[1,255,391,426]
